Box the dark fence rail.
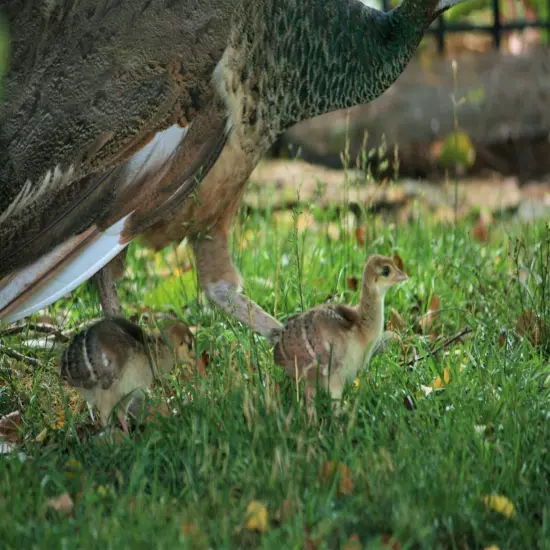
[381,0,550,52]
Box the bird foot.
[204,281,283,339]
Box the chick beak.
[393,269,409,283]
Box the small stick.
[0,322,70,342]
[0,346,40,367]
[406,327,473,367]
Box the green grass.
[0,188,549,549]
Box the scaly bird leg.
[92,250,127,317]
[193,233,283,340]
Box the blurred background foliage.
[0,17,7,103]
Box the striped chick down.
[60,317,198,433]
[274,305,370,401]
[273,254,409,402]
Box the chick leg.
[92,250,127,316]
[193,232,282,340]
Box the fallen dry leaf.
[275,499,297,523]
[403,395,416,411]
[180,520,207,545]
[343,533,362,550]
[201,349,211,368]
[388,308,406,333]
[355,226,366,247]
[481,494,515,518]
[422,365,466,396]
[45,492,74,516]
[392,252,405,272]
[419,294,440,334]
[51,411,66,430]
[472,215,489,243]
[319,461,354,496]
[432,367,451,389]
[245,500,268,533]
[347,276,359,291]
[380,534,403,549]
[35,428,48,443]
[0,411,22,443]
[516,311,548,348]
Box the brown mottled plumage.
[273,255,408,402]
[60,317,203,433]
[1,0,467,338]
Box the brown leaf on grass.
[45,492,74,516]
[380,534,403,549]
[419,295,440,334]
[51,410,66,430]
[149,402,172,419]
[319,461,354,496]
[343,533,362,550]
[304,537,319,550]
[195,356,207,377]
[472,215,489,243]
[355,226,365,247]
[0,411,22,443]
[516,311,548,347]
[180,520,207,545]
[403,395,416,411]
[275,499,297,523]
[201,349,211,367]
[392,252,405,271]
[35,428,48,443]
[387,308,406,333]
[347,277,359,291]
[498,331,507,349]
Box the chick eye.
[382,266,391,277]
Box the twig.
[0,346,40,367]
[0,322,70,342]
[406,327,473,367]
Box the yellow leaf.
[481,494,515,518]
[51,411,66,430]
[245,500,268,532]
[96,484,116,498]
[353,378,360,388]
[431,367,451,389]
[64,458,83,481]
[35,428,48,443]
[484,546,500,550]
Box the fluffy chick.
[60,317,201,433]
[273,254,408,403]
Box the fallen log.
[276,46,550,182]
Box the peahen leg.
[92,250,127,317]
[193,232,282,341]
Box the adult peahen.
[0,0,467,336]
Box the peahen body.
[0,0,466,334]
